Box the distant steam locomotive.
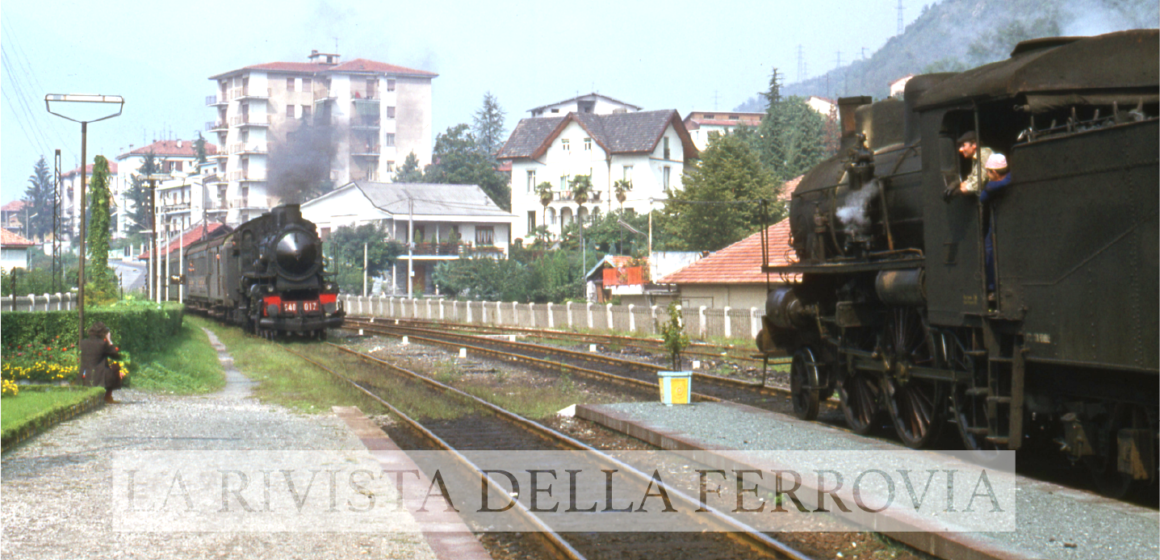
[185,204,343,338]
[757,30,1158,496]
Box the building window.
[302,105,311,120]
[286,104,295,118]
[704,114,715,119]
[663,166,671,189]
[387,106,396,119]
[387,78,396,92]
[366,79,376,98]
[561,139,570,152]
[528,211,536,233]
[387,161,395,173]
[583,138,591,151]
[560,176,567,190]
[385,133,396,147]
[176,161,183,172]
[476,226,494,246]
[287,77,295,92]
[663,137,671,159]
[527,170,536,192]
[303,77,312,90]
[623,165,632,179]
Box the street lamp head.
[45,93,125,124]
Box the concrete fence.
[340,295,766,341]
[1,293,78,313]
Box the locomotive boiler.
[185,204,343,338]
[758,30,1159,496]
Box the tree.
[569,174,593,293]
[535,181,554,238]
[613,179,632,211]
[665,133,782,251]
[22,157,54,241]
[472,92,507,159]
[86,156,117,304]
[424,124,511,211]
[194,133,208,163]
[325,222,405,294]
[747,69,830,184]
[126,152,159,234]
[394,151,424,183]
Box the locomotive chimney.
[838,96,873,139]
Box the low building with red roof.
[1,229,36,271]
[1,200,27,233]
[656,218,797,310]
[138,222,230,261]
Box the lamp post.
[45,93,124,349]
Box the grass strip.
[191,316,386,415]
[130,318,226,394]
[1,386,105,449]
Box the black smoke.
[268,122,336,204]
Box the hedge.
[1,302,184,356]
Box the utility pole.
[407,197,414,298]
[362,242,368,297]
[53,150,61,294]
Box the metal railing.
[229,114,270,127]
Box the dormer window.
[561,139,570,152]
[583,138,591,151]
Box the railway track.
[275,341,813,560]
[342,317,837,416]
[347,315,791,367]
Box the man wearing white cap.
[981,153,1012,299]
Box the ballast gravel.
[1,329,438,560]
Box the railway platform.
[0,329,463,560]
[576,401,1159,560]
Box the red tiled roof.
[781,176,802,201]
[138,223,227,260]
[330,59,438,76]
[62,162,120,177]
[212,59,437,79]
[1,228,36,248]
[658,219,796,285]
[1,200,26,213]
[119,139,217,159]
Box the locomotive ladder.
[980,321,1026,450]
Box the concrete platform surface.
[578,401,1159,560]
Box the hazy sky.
[1,0,936,206]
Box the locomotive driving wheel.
[880,307,945,448]
[840,372,884,435]
[790,347,822,421]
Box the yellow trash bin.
[658,370,692,405]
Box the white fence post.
[699,306,707,337]
[750,307,760,339]
[512,302,518,326]
[439,300,445,320]
[497,301,504,325]
[413,298,419,318]
[529,303,536,328]
[41,293,50,311]
[586,302,593,330]
[427,299,432,319]
[453,301,458,322]
[566,302,573,328]
[28,294,35,312]
[650,305,658,333]
[606,303,613,332]
[546,303,553,328]
[628,304,636,332]
[389,297,395,317]
[467,301,473,323]
[724,306,732,338]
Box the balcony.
[404,241,505,258]
[229,114,270,127]
[206,95,227,107]
[350,117,380,130]
[350,90,380,101]
[228,170,267,182]
[552,190,601,202]
[229,87,270,100]
[160,202,191,214]
[205,121,228,132]
[352,144,380,157]
[229,143,268,155]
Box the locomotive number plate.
[283,302,298,314]
[303,301,319,313]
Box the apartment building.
[207,51,436,225]
[113,139,218,236]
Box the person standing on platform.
[79,322,124,404]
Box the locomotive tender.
[185,204,343,338]
[757,30,1158,495]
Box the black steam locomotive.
[185,204,344,338]
[757,30,1158,496]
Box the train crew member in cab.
[79,322,125,404]
[981,153,1012,302]
[945,131,993,199]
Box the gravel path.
[1,329,439,560]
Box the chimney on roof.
[177,140,183,148]
[308,50,340,66]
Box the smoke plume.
[835,180,880,237]
[267,123,336,204]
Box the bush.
[0,298,183,356]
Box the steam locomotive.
[757,30,1158,496]
[185,204,344,338]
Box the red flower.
[17,353,22,356]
